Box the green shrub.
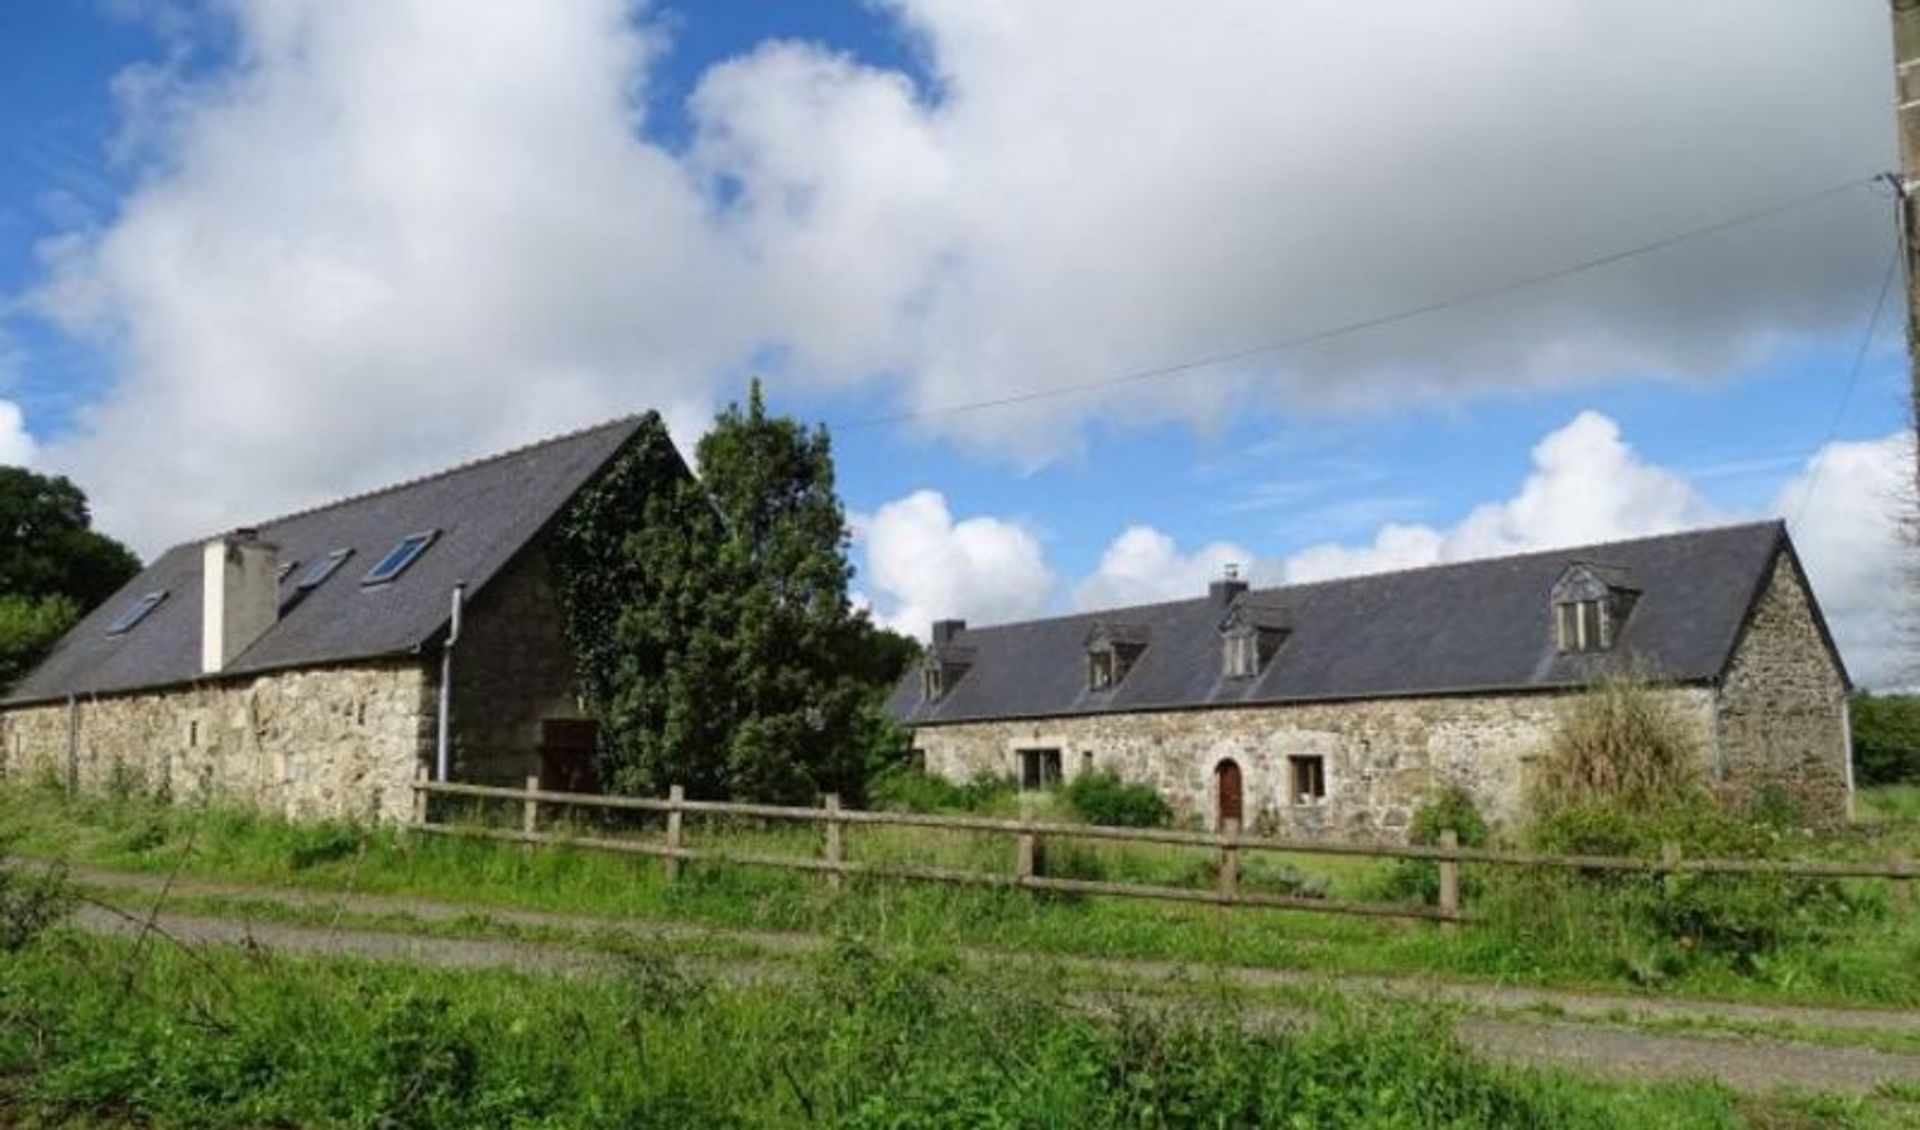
[1530,677,1704,819]
[1381,783,1488,905]
[867,764,1013,814]
[1061,770,1171,828]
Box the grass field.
[5,780,1919,1008]
[0,925,1886,1128]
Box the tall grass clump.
[1380,783,1488,905]
[1490,678,1865,981]
[867,764,1014,814]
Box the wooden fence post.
[1219,818,1241,905]
[412,763,429,827]
[1016,796,1038,884]
[1438,828,1460,929]
[664,784,684,883]
[1893,848,1914,916]
[1660,841,1682,876]
[824,793,844,892]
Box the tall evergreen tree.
[552,392,915,803]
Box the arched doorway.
[1215,759,1243,830]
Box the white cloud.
[1775,433,1915,688]
[1282,411,1717,582]
[857,489,1053,637]
[12,1,1899,550]
[1072,526,1263,612]
[0,400,38,467]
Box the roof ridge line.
[244,413,651,533]
[955,519,1783,635]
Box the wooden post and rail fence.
[410,776,1918,926]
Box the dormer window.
[1085,622,1147,692]
[1551,563,1638,655]
[1218,599,1290,679]
[921,643,975,704]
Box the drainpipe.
[1842,693,1857,821]
[435,583,466,783]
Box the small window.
[296,549,353,591]
[362,531,437,586]
[1088,650,1117,691]
[1288,755,1326,806]
[106,591,167,635]
[1019,748,1062,790]
[922,666,945,703]
[1554,598,1608,653]
[1223,632,1259,679]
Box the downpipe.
[435,583,465,783]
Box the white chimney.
[202,528,279,674]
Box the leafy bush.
[1851,692,1920,786]
[866,764,1013,814]
[0,840,68,952]
[1508,681,1863,970]
[1381,783,1488,904]
[1061,770,1171,828]
[0,593,77,690]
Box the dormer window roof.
[1551,562,1639,654]
[1085,621,1147,691]
[1219,598,1290,679]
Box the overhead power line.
[840,172,1886,430]
[1790,235,1903,528]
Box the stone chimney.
[1208,563,1249,607]
[202,528,279,674]
[930,619,967,645]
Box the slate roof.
[889,521,1822,727]
[5,415,656,706]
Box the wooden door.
[1215,759,1243,830]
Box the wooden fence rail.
[410,778,1918,925]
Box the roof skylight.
[106,591,167,635]
[295,549,353,591]
[362,531,437,586]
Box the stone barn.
[0,415,682,824]
[888,522,1853,839]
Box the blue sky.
[0,1,1913,683]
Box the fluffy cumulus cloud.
[0,399,38,467]
[1775,433,1916,688]
[11,0,1899,549]
[856,489,1052,637]
[1071,526,1265,613]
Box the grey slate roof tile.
[888,521,1800,726]
[6,416,653,706]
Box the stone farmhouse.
[888,522,1853,838]
[0,416,677,824]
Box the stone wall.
[1714,550,1852,823]
[0,661,432,824]
[448,546,588,785]
[914,687,1720,840]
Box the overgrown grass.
[0,926,1862,1128]
[5,780,1920,1007]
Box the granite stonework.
[1712,551,1852,824]
[447,548,588,785]
[912,552,1848,840]
[0,661,432,824]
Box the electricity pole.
[1892,0,1920,484]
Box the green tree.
[0,467,141,608]
[552,392,917,803]
[1851,691,1920,786]
[0,467,140,688]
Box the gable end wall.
[1712,549,1851,823]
